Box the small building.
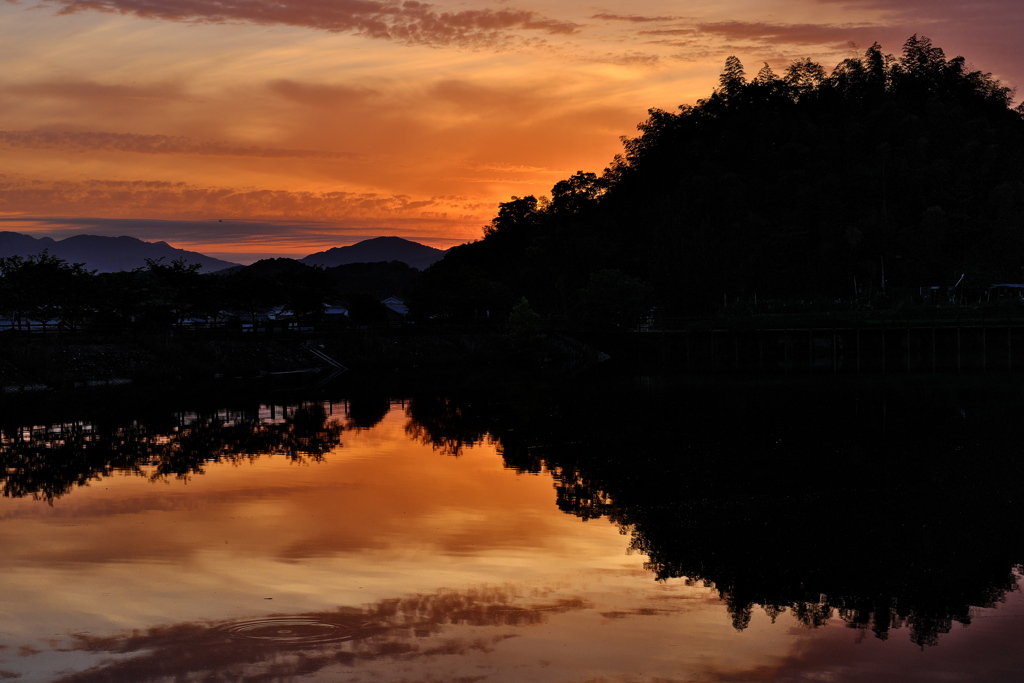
[919,285,957,305]
[919,274,965,305]
[381,296,408,316]
[987,284,1024,301]
[323,304,350,318]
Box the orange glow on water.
[2,400,1023,682]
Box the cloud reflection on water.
[3,378,1024,681]
[51,586,590,683]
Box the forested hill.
[409,36,1024,321]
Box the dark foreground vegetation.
[410,36,1024,324]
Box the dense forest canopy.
[409,36,1024,321]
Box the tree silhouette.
[412,37,1024,315]
[134,257,204,328]
[0,252,95,331]
[718,55,747,102]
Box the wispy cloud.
[591,12,681,23]
[695,20,888,46]
[810,0,991,12]
[593,51,662,66]
[0,177,437,219]
[466,162,564,174]
[5,79,190,104]
[0,130,354,158]
[40,0,580,48]
[267,80,380,107]
[637,27,699,37]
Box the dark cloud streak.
[590,12,681,23]
[0,177,437,219]
[695,20,892,46]
[0,130,354,159]
[41,0,579,48]
[637,28,699,36]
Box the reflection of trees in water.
[344,393,393,430]
[52,585,587,683]
[627,496,1022,647]
[0,402,344,502]
[405,377,1024,646]
[404,395,502,456]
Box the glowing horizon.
[2,0,1023,261]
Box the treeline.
[0,252,417,333]
[407,36,1024,322]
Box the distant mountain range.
[0,232,240,273]
[300,236,446,270]
[0,232,447,273]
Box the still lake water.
[1,374,1023,682]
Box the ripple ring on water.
[219,617,354,645]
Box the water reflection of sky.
[0,401,1022,682]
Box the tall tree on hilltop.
[719,56,747,102]
[864,42,889,89]
[900,34,946,75]
[549,171,605,216]
[484,195,541,241]
[785,58,827,99]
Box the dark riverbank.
[0,328,607,394]
[6,308,1024,394]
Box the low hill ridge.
[301,236,445,270]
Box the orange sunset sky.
[2,0,1023,263]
